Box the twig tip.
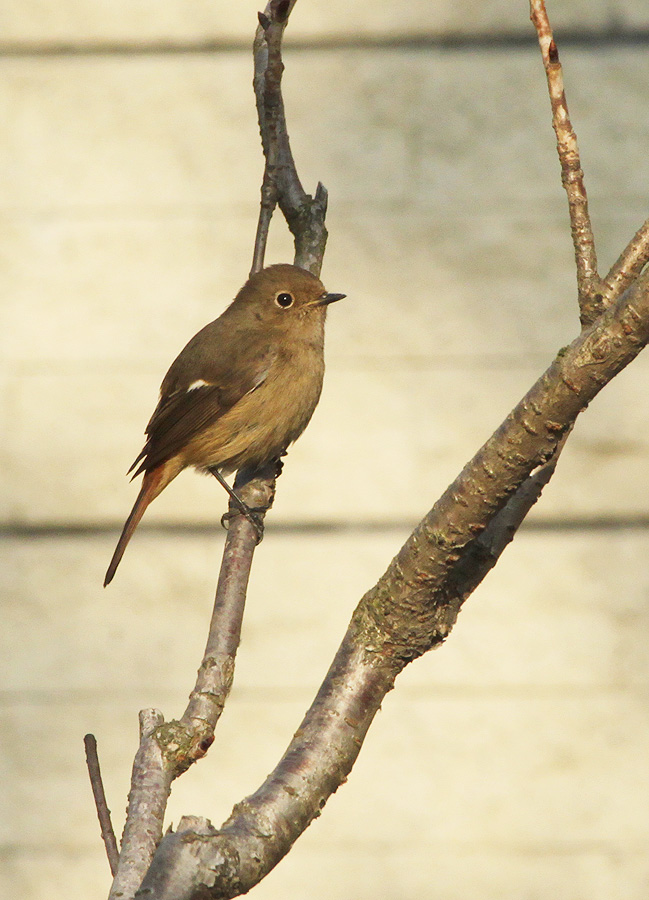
[314,183,329,217]
[273,0,291,23]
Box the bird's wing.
[129,341,275,476]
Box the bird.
[104,263,345,586]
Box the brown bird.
[104,263,345,586]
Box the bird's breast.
[183,340,326,474]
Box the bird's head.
[234,264,345,328]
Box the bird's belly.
[183,355,324,474]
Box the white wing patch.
[246,368,270,395]
[187,379,210,392]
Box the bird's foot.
[220,506,265,544]
[209,465,266,543]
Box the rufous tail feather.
[104,463,176,586]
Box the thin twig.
[254,2,307,212]
[254,0,328,273]
[84,734,120,876]
[250,173,278,275]
[530,2,649,308]
[530,0,605,325]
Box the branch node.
[139,708,164,740]
[314,181,329,211]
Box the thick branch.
[137,640,391,900]
[440,430,569,607]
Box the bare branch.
[107,472,277,900]
[84,734,119,877]
[109,710,166,900]
[254,2,306,210]
[250,173,278,275]
[138,264,649,899]
[137,640,391,900]
[254,0,328,274]
[530,0,605,325]
[442,428,570,604]
[530,3,649,309]
[181,464,279,732]
[603,216,649,301]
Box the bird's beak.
[317,292,346,306]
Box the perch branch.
[84,733,119,876]
[108,474,278,900]
[530,0,605,325]
[107,1,328,897]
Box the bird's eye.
[275,292,294,309]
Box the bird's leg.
[208,467,265,543]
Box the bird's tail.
[104,461,180,586]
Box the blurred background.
[2,1,649,898]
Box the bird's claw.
[220,507,265,544]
